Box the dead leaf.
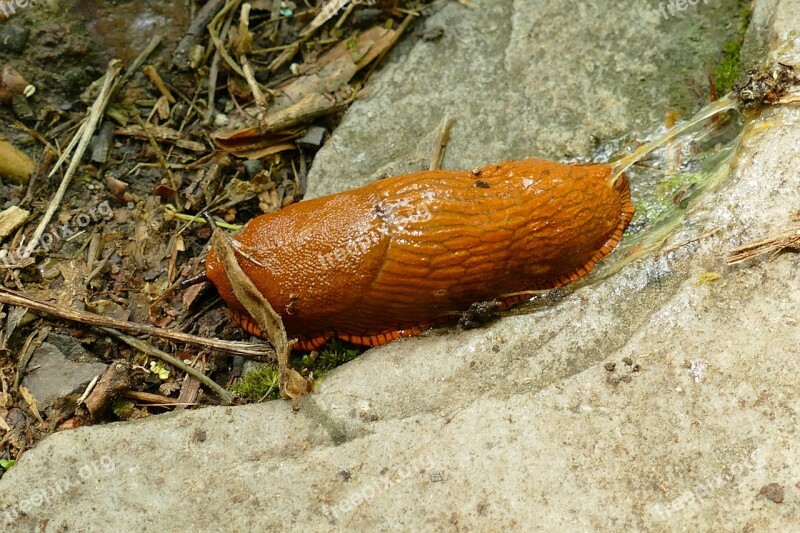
[210,229,312,399]
[213,127,304,157]
[18,385,43,423]
[273,25,396,112]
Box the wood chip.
[0,205,29,241]
[84,361,132,420]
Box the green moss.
[301,339,363,379]
[112,398,136,420]
[713,8,752,94]
[629,171,703,230]
[231,366,281,402]
[232,340,364,403]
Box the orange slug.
[205,158,634,351]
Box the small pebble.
[296,126,327,150]
[758,483,784,504]
[213,112,229,128]
[242,159,263,178]
[0,24,30,53]
[604,362,616,372]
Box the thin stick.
[77,375,100,405]
[363,13,416,82]
[206,0,241,124]
[429,116,455,171]
[24,60,123,258]
[135,115,177,190]
[777,93,800,105]
[142,65,176,103]
[48,120,86,178]
[239,3,269,118]
[0,288,275,359]
[97,327,234,404]
[120,34,162,89]
[660,226,722,255]
[120,389,193,406]
[206,45,222,124]
[727,226,800,265]
[172,0,226,70]
[208,23,246,78]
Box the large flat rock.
[305,0,751,198]
[2,0,799,531]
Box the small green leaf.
[149,361,171,380]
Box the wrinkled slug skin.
[205,158,634,348]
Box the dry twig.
[727,226,800,264]
[97,327,234,404]
[0,288,275,359]
[430,116,455,171]
[23,60,123,258]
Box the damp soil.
[0,0,430,465]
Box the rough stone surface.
[21,335,108,410]
[306,0,751,198]
[2,0,800,531]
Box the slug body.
[205,158,634,350]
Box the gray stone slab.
[21,336,107,410]
[2,0,799,531]
[306,0,752,198]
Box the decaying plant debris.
[733,62,800,110]
[727,217,800,265]
[0,0,434,464]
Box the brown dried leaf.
[273,25,396,112]
[18,385,43,423]
[213,127,304,156]
[231,142,297,160]
[210,230,312,399]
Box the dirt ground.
[0,0,432,469]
